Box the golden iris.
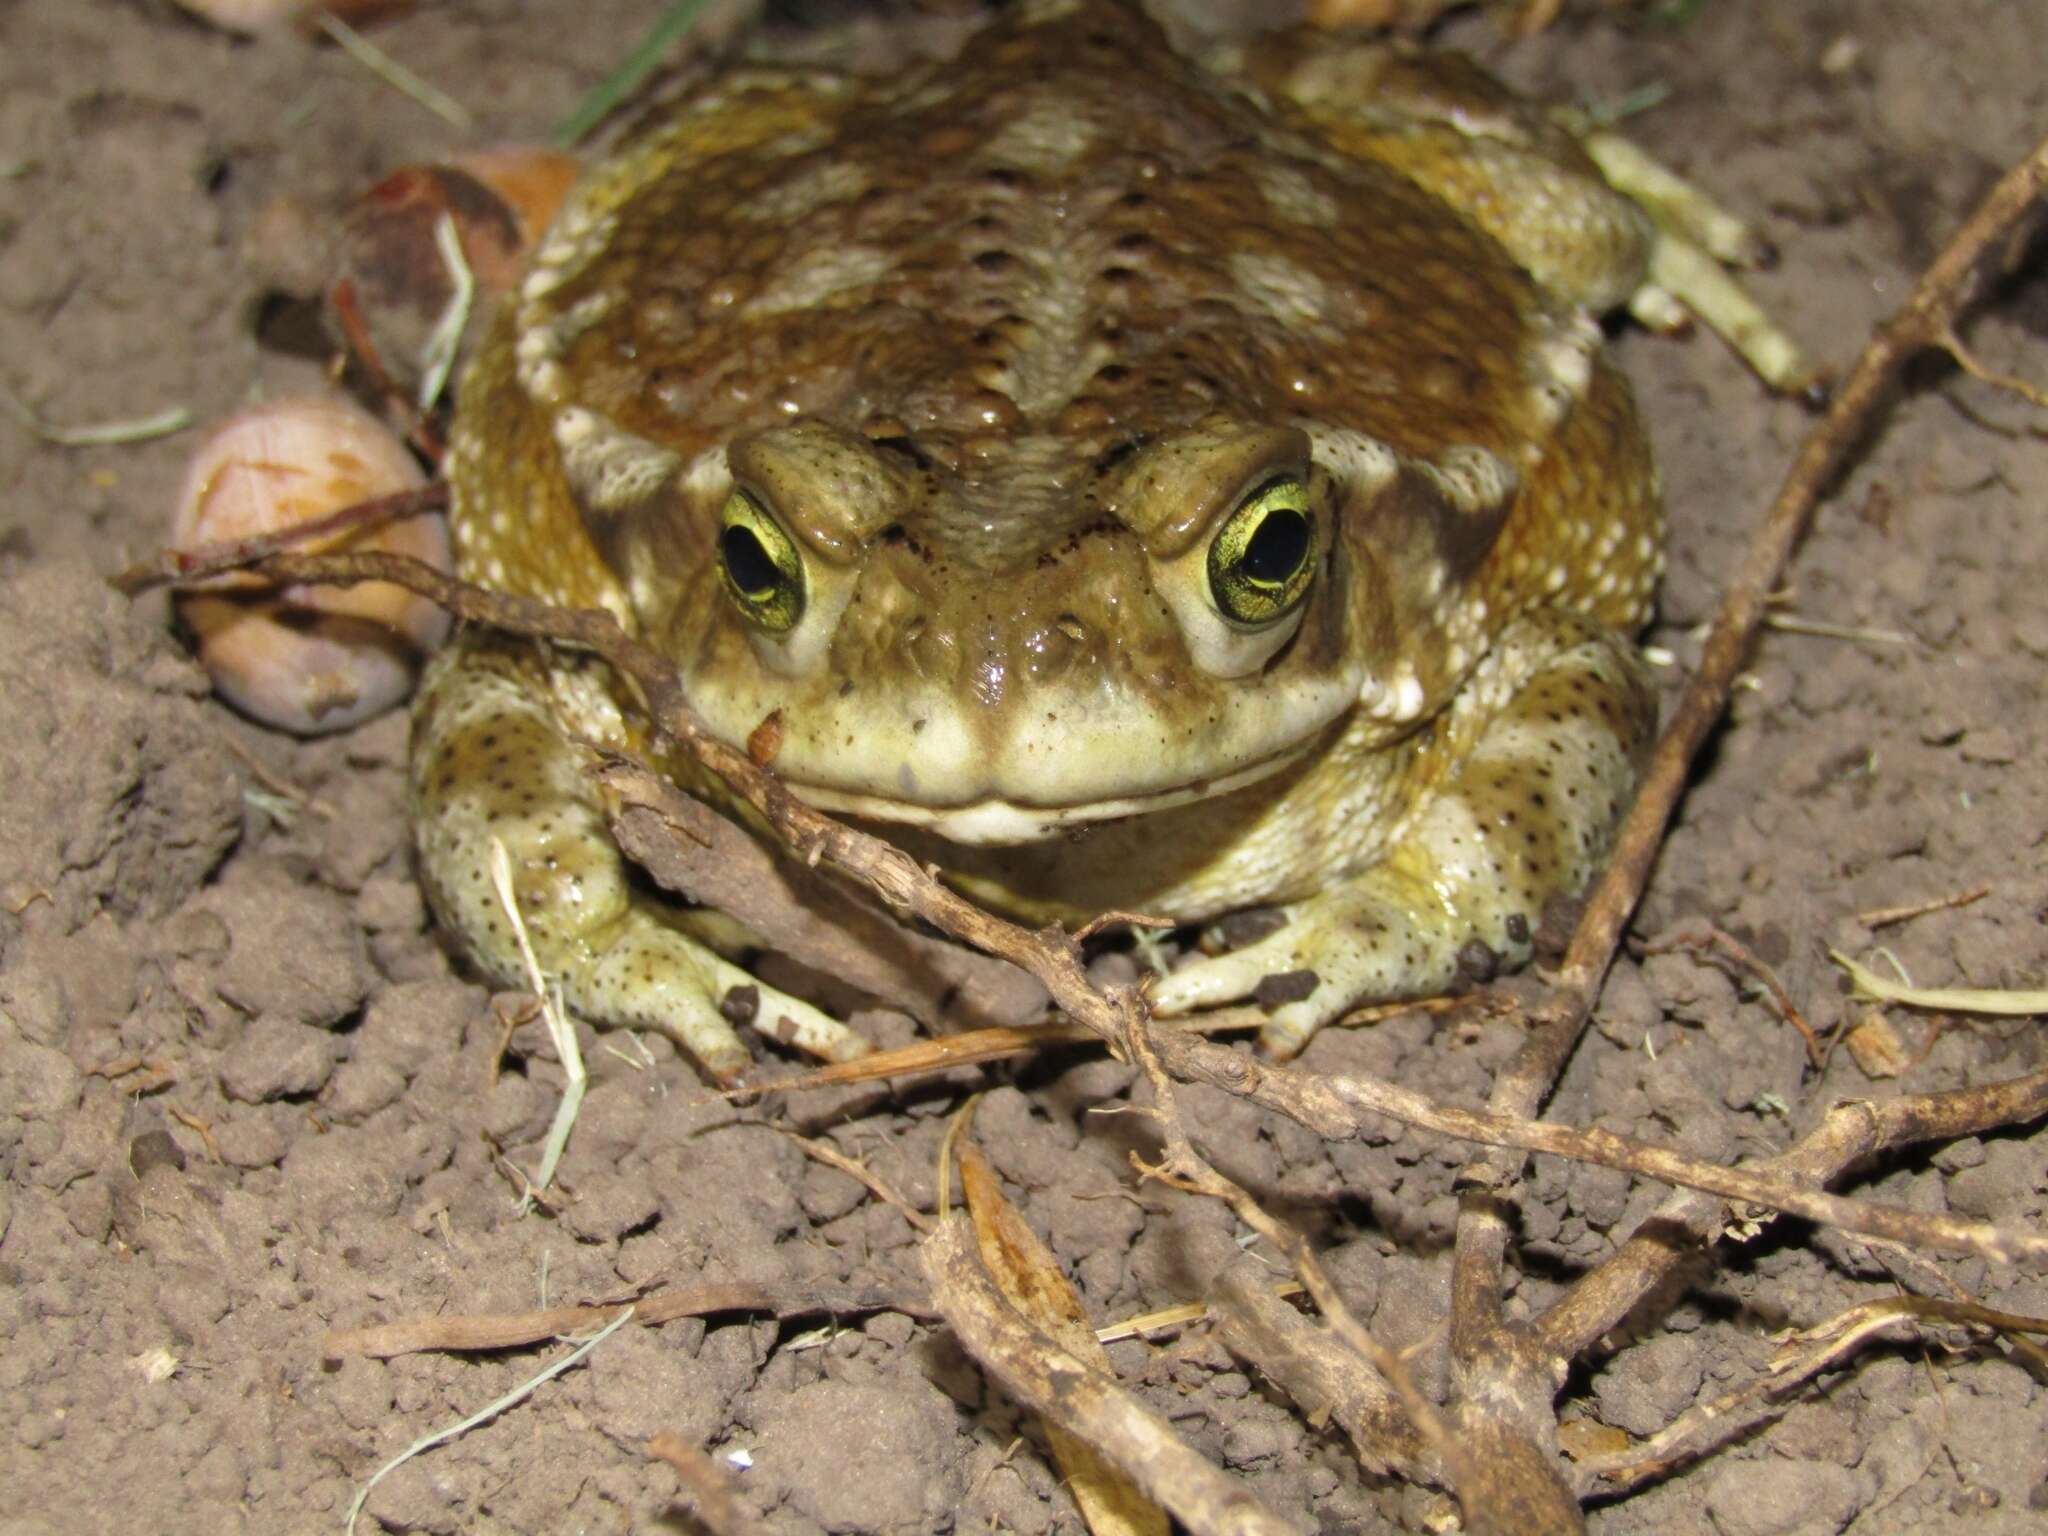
[717,491,806,633]
[1207,478,1315,627]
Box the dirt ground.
[2,2,2045,1533]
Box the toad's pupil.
[1241,508,1310,585]
[722,524,781,596]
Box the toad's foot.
[410,640,872,1084]
[1239,34,1814,393]
[1148,617,1655,1057]
[1575,128,1817,396]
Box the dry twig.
[321,1280,933,1360]
[924,1217,1299,1536]
[762,1125,934,1234]
[1643,928,1825,1067]
[1855,885,1991,930]
[646,1432,773,1536]
[1570,1295,2048,1496]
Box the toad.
[412,0,1757,1080]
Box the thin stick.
[924,1218,1301,1536]
[322,1280,934,1360]
[1573,1295,2048,1495]
[1531,1065,2048,1365]
[762,1125,935,1234]
[646,1432,773,1536]
[1856,885,1991,930]
[1643,928,1825,1067]
[108,481,448,596]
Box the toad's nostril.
[900,614,963,686]
[1013,614,1092,683]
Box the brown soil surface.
[2,4,2044,1534]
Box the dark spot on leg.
[1456,937,1501,986]
[1254,969,1319,1009]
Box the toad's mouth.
[780,734,1323,847]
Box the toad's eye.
[718,490,805,633]
[1206,478,1316,628]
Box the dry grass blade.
[958,1138,1168,1536]
[0,385,191,446]
[1094,1280,1304,1346]
[316,12,474,130]
[722,1026,1095,1094]
[1832,949,2048,1016]
[344,1307,633,1535]
[489,837,585,1206]
[724,1011,1258,1099]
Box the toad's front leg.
[409,636,872,1083]
[1148,614,1655,1057]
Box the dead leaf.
[1845,1011,1912,1079]
[1557,1417,1632,1460]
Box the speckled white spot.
[755,128,833,162]
[980,90,1100,173]
[522,209,618,306]
[681,445,734,502]
[1254,161,1339,228]
[1421,445,1517,515]
[1526,316,1598,425]
[1230,250,1329,328]
[1362,666,1427,722]
[743,245,897,317]
[553,407,681,514]
[1305,427,1399,496]
[554,290,616,349]
[739,159,872,224]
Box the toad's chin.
[785,736,1321,847]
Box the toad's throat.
[783,734,1324,847]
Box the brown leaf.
[1845,1011,1913,1079]
[1557,1417,1632,1461]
